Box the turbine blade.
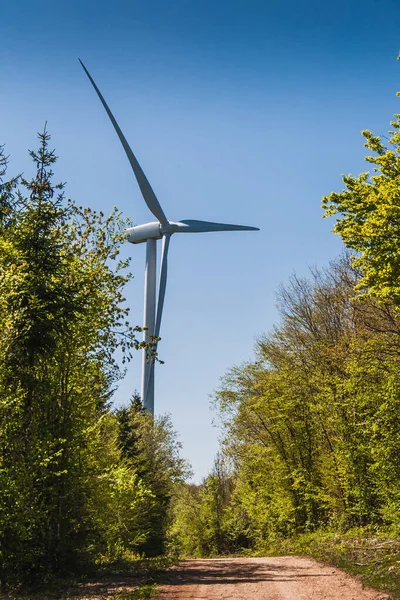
[143,233,170,408]
[155,233,170,339]
[175,219,259,233]
[79,59,169,227]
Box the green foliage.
[171,87,400,579]
[116,398,191,557]
[171,455,249,557]
[0,130,177,590]
[322,91,400,303]
[170,483,204,556]
[173,253,400,564]
[114,585,156,600]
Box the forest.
[0,92,400,593]
[172,96,400,562]
[0,130,189,589]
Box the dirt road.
[156,557,389,600]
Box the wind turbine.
[79,60,259,415]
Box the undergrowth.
[0,555,176,600]
[113,584,156,599]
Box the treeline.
[173,255,400,555]
[172,95,400,556]
[0,131,188,589]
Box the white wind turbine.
[80,60,259,415]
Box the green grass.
[96,554,177,576]
[113,584,157,600]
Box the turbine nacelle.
[127,219,259,243]
[126,222,162,244]
[126,221,178,244]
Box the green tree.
[322,92,400,303]
[0,129,144,587]
[0,145,19,224]
[171,455,248,557]
[171,257,400,556]
[170,483,204,556]
[211,257,400,548]
[116,398,191,557]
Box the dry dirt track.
[156,557,389,600]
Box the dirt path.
[156,557,389,600]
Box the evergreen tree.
[116,398,191,556]
[0,130,145,588]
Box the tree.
[0,129,145,587]
[116,397,191,556]
[210,257,400,548]
[322,91,400,303]
[171,455,249,557]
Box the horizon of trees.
[171,91,400,557]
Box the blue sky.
[1,0,399,480]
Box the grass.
[113,584,157,600]
[260,529,400,599]
[96,554,178,577]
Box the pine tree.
[0,129,143,587]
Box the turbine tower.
[79,61,259,414]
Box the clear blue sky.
[1,0,399,480]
